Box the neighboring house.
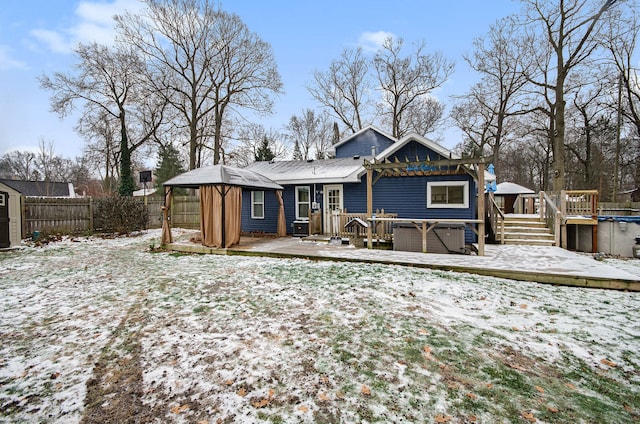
[243,126,491,245]
[0,179,76,198]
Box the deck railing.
[561,190,598,217]
[335,209,397,240]
[540,191,563,247]
[486,193,505,244]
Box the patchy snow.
[1,229,639,423]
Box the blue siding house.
[243,126,492,250]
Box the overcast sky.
[0,0,522,160]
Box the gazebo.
[162,164,284,248]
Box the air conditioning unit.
[292,220,309,237]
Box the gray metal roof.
[163,164,283,190]
[245,157,369,185]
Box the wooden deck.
[168,236,640,292]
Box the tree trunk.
[189,111,198,170]
[553,68,566,192]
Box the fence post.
[89,197,94,232]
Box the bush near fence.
[93,197,147,234]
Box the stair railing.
[487,193,505,244]
[540,191,564,247]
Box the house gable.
[377,133,456,163]
[332,126,396,158]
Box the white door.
[323,184,343,234]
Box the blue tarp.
[598,216,640,223]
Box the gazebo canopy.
[164,164,283,190]
[161,164,284,249]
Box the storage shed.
[494,182,535,214]
[0,181,23,248]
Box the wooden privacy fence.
[22,195,202,236]
[170,195,200,229]
[24,197,93,235]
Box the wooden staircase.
[502,215,556,246]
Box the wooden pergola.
[363,156,491,255]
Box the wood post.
[477,162,485,256]
[366,168,373,249]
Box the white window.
[295,186,310,220]
[251,191,264,219]
[427,181,469,208]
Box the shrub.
[93,196,147,234]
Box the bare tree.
[401,96,445,138]
[601,5,640,195]
[451,85,497,157]
[0,150,37,180]
[564,76,613,191]
[286,109,333,160]
[39,42,162,196]
[117,0,282,168]
[520,0,621,191]
[373,37,454,139]
[308,46,372,134]
[229,123,287,166]
[455,17,532,172]
[77,109,121,193]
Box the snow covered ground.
[1,229,639,423]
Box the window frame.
[426,181,469,209]
[251,190,265,219]
[295,186,311,220]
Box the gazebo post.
[221,184,226,248]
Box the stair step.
[503,221,547,227]
[495,215,556,246]
[503,233,555,241]
[503,226,552,233]
[503,239,556,246]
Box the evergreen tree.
[118,130,135,196]
[155,144,186,193]
[255,136,276,162]
[292,140,302,160]
[332,122,340,145]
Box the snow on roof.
[245,157,369,185]
[132,187,157,197]
[494,182,535,195]
[163,164,283,190]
